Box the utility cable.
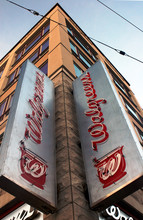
[96,0,143,33]
[5,0,143,64]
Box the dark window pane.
[44,24,50,35]
[41,39,49,53]
[0,101,6,116]
[29,51,39,63]
[40,61,48,75]
[7,72,15,85]
[74,63,83,77]
[8,95,14,109]
[25,35,41,53]
[70,41,77,54]
[79,53,91,67]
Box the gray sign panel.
[73,61,143,210]
[0,60,56,214]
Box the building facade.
[0,3,143,220]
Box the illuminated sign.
[73,61,143,210]
[2,204,43,220]
[99,205,134,220]
[0,60,56,213]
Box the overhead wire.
[96,0,143,33]
[4,0,143,64]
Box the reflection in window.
[43,24,50,35]
[0,101,6,117]
[25,35,41,53]
[70,41,77,54]
[74,63,83,77]
[41,39,49,53]
[39,61,48,75]
[7,67,21,86]
[29,51,39,63]
[79,53,91,68]
[134,126,143,142]
[126,103,140,121]
[14,22,50,63]
[29,39,49,63]
[114,80,126,94]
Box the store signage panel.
[99,205,134,220]
[0,60,56,213]
[73,61,143,210]
[2,204,43,220]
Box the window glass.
[79,53,91,67]
[7,72,16,85]
[29,51,39,63]
[114,80,126,94]
[44,24,50,35]
[8,94,14,109]
[0,101,6,116]
[70,41,77,54]
[67,27,73,35]
[126,103,140,121]
[40,61,48,75]
[25,35,41,53]
[16,51,22,61]
[74,63,83,77]
[75,36,89,54]
[41,39,49,53]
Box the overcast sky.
[0,0,143,107]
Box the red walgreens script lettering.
[94,146,127,188]
[19,71,49,189]
[80,72,109,151]
[25,71,49,144]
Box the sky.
[0,0,143,108]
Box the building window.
[70,41,77,54]
[0,62,7,79]
[114,80,127,95]
[70,40,92,68]
[6,67,21,87]
[0,93,14,121]
[25,34,41,54]
[39,61,48,75]
[125,103,140,121]
[29,39,49,63]
[67,21,97,61]
[14,22,50,63]
[134,125,143,143]
[79,53,91,68]
[41,39,49,54]
[29,51,39,63]
[43,23,50,35]
[74,63,83,77]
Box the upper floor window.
[114,80,127,95]
[6,67,21,87]
[0,62,7,79]
[70,40,92,68]
[134,125,143,143]
[25,35,41,53]
[67,21,97,61]
[39,60,48,75]
[0,93,14,121]
[125,103,140,121]
[74,62,83,77]
[29,39,49,63]
[14,22,50,63]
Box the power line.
[5,0,143,64]
[96,0,143,33]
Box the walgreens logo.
[81,72,127,188]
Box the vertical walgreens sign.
[0,60,56,213]
[73,61,143,210]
